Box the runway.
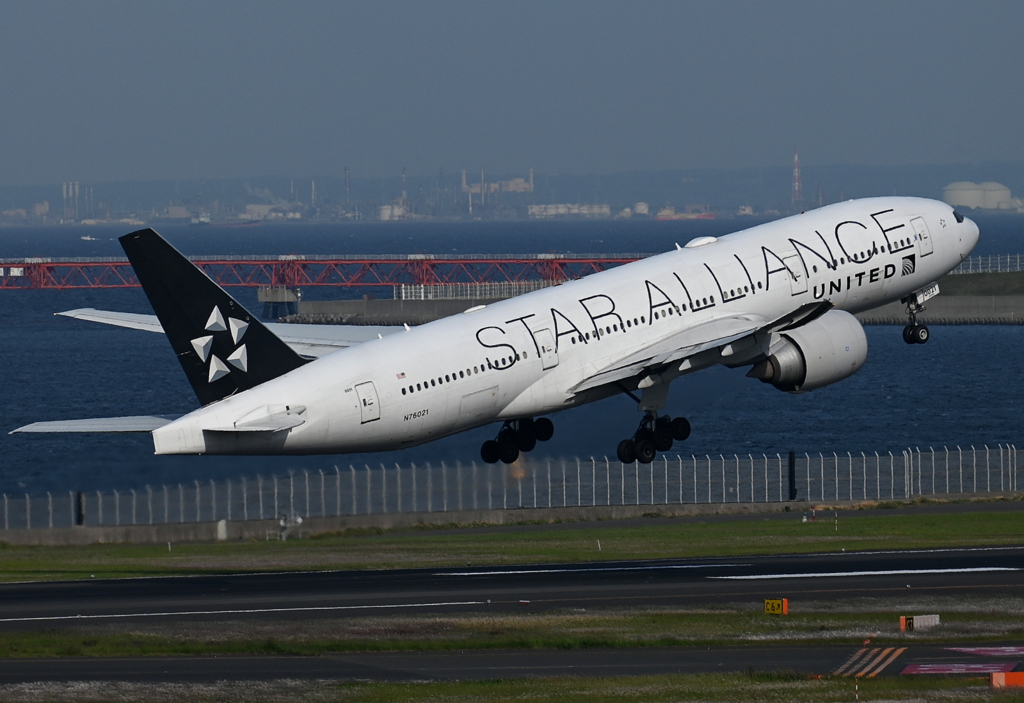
[0,546,1022,626]
[0,546,1021,682]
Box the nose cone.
[962,217,980,258]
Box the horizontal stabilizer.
[57,308,165,333]
[57,308,403,358]
[10,415,179,434]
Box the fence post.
[847,452,852,501]
[972,445,977,493]
[860,452,866,500]
[98,490,103,526]
[3,494,7,530]
[365,465,372,515]
[274,475,279,519]
[392,465,399,515]
[473,461,479,511]
[819,453,824,501]
[178,484,184,523]
[706,455,711,503]
[76,491,85,527]
[131,489,137,526]
[443,462,448,512]
[833,452,839,501]
[985,445,990,492]
[502,462,507,510]
[69,491,75,527]
[25,494,30,530]
[457,461,463,512]
[350,466,357,515]
[147,486,153,525]
[210,480,216,522]
[47,492,52,529]
[257,476,264,520]
[304,470,310,518]
[114,491,121,526]
[194,481,201,523]
[289,470,295,518]
[242,477,248,521]
[734,455,739,503]
[592,457,597,507]
[427,463,434,513]
[636,461,641,506]
[605,457,610,506]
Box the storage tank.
[980,182,1013,209]
[942,181,984,209]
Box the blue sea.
[1,213,1022,495]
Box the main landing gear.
[902,299,929,345]
[616,413,690,464]
[481,417,554,464]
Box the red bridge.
[0,254,645,290]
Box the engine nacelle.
[747,310,868,393]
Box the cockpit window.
[953,210,965,223]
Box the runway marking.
[948,647,1024,657]
[438,564,748,577]
[903,662,1017,675]
[0,601,485,624]
[833,648,872,676]
[711,567,1019,580]
[864,647,906,677]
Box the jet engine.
[747,310,868,393]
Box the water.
[1,214,1023,495]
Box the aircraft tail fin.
[119,229,308,406]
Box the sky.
[0,0,1021,185]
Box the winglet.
[119,229,308,406]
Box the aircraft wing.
[10,415,179,434]
[571,301,833,394]
[571,314,767,393]
[57,308,402,358]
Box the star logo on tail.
[192,306,249,382]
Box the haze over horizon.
[1,0,1020,186]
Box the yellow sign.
[764,598,789,615]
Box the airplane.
[12,197,979,466]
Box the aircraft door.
[534,328,559,370]
[782,253,807,295]
[912,217,933,256]
[354,382,380,424]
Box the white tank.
[942,181,984,209]
[980,182,1013,209]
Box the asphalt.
[0,545,1021,682]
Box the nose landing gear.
[902,300,930,345]
[481,417,554,464]
[616,413,690,464]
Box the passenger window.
[416,383,421,391]
[430,379,435,387]
[402,388,406,395]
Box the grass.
[1,502,1023,582]
[1,597,1023,658]
[0,673,1021,703]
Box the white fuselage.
[151,197,979,455]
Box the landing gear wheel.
[534,417,554,442]
[653,425,673,452]
[903,324,916,345]
[497,427,517,447]
[912,324,929,344]
[617,439,636,464]
[670,417,691,441]
[517,434,537,452]
[498,442,520,464]
[634,438,657,464]
[481,440,500,464]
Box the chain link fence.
[1,445,1016,531]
